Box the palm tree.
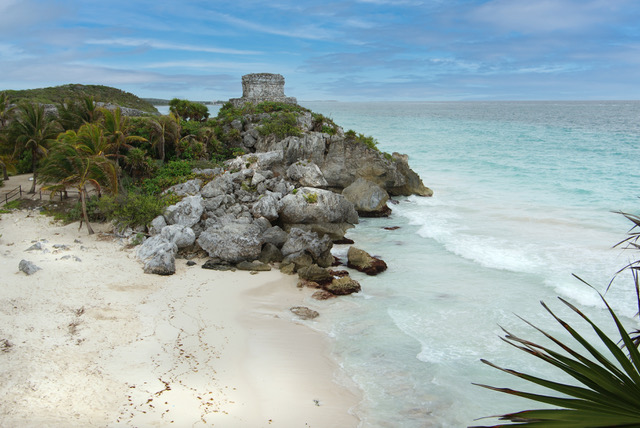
[40,124,118,234]
[12,102,61,193]
[0,154,17,181]
[100,107,146,166]
[148,113,180,162]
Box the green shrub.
[258,112,302,139]
[98,192,168,228]
[303,192,318,204]
[140,160,194,195]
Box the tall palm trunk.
[29,147,38,194]
[79,189,94,235]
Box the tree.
[169,98,209,122]
[11,102,61,193]
[100,107,146,167]
[40,124,118,234]
[148,113,180,162]
[0,155,17,181]
[57,95,101,131]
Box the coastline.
[0,209,361,427]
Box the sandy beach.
[0,207,361,427]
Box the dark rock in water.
[383,226,401,231]
[259,243,283,263]
[290,306,319,320]
[19,259,41,275]
[323,276,361,295]
[236,260,271,271]
[312,290,335,300]
[333,237,354,245]
[297,264,333,283]
[186,260,197,266]
[329,269,350,278]
[297,279,321,289]
[347,246,388,276]
[202,259,236,271]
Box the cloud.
[470,0,630,34]
[85,38,262,55]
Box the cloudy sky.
[1,0,639,101]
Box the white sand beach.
[0,208,361,427]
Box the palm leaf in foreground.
[471,295,640,427]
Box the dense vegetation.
[3,84,159,114]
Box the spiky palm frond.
[472,295,640,427]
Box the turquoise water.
[300,101,640,427]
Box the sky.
[1,0,639,101]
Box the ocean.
[300,101,640,427]
[163,101,640,426]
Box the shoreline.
[0,209,361,427]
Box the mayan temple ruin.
[229,73,297,107]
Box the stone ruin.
[229,73,297,107]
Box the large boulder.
[389,153,433,196]
[160,224,196,248]
[136,235,178,275]
[164,195,204,228]
[197,223,262,263]
[281,227,332,260]
[342,178,391,217]
[251,192,282,221]
[278,188,358,225]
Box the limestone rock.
[163,178,203,196]
[148,215,167,236]
[278,188,358,225]
[261,226,288,247]
[286,161,328,188]
[290,306,319,320]
[297,264,333,283]
[197,223,262,263]
[281,228,332,260]
[160,224,196,248]
[281,251,313,271]
[164,195,204,228]
[347,246,388,276]
[342,178,391,217]
[202,259,236,271]
[19,260,41,275]
[236,260,272,271]
[136,235,178,275]
[259,243,283,263]
[251,193,281,221]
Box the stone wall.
[229,73,297,107]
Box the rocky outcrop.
[164,195,204,228]
[342,178,391,217]
[324,276,361,295]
